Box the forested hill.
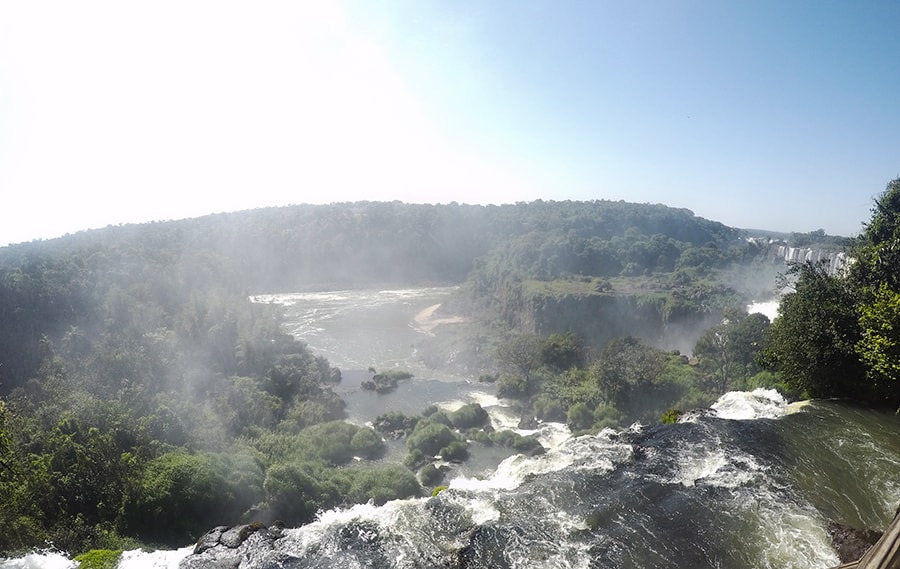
[1,200,744,293]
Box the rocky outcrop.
[828,522,882,564]
[179,523,285,569]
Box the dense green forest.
[0,197,862,554]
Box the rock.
[827,521,882,564]
[179,523,285,569]
[193,526,230,555]
[517,414,538,430]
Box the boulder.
[827,522,882,564]
[179,522,285,569]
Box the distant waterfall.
[773,245,851,275]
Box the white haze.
[0,1,536,247]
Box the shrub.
[417,463,444,486]
[660,408,682,424]
[532,396,565,422]
[439,440,469,462]
[449,403,489,429]
[566,402,594,432]
[262,461,337,525]
[296,421,385,464]
[345,466,420,505]
[73,550,122,569]
[373,411,418,435]
[490,430,543,453]
[497,374,529,399]
[407,423,459,456]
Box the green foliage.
[406,423,459,457]
[417,463,444,486]
[660,409,682,424]
[531,395,566,422]
[496,374,530,399]
[591,337,668,411]
[760,177,900,409]
[566,403,594,432]
[448,403,489,430]
[372,411,418,435]
[439,440,469,462]
[73,550,122,569]
[856,284,900,397]
[290,421,385,465]
[344,465,420,506]
[490,430,543,453]
[124,450,264,545]
[693,309,770,394]
[761,262,864,399]
[540,332,585,371]
[262,461,339,525]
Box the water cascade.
[176,391,898,569]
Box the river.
[3,288,899,569]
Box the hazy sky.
[1,1,898,246]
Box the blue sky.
[1,1,898,246]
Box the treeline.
[4,199,772,296]
[762,178,900,410]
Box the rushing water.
[209,392,897,569]
[5,288,900,569]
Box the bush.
[532,396,566,422]
[345,466,420,505]
[372,411,418,435]
[262,461,338,525]
[490,430,543,453]
[73,550,122,569]
[417,463,444,486]
[566,402,594,432]
[407,423,459,457]
[497,374,529,399]
[449,403,489,429]
[298,421,385,464]
[421,407,453,427]
[404,448,425,469]
[439,440,469,462]
[125,451,263,545]
[660,408,682,424]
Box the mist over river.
[4,288,900,569]
[250,287,500,426]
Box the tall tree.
[849,178,900,407]
[761,262,864,398]
[694,309,769,394]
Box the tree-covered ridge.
[1,199,746,292]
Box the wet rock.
[179,522,285,569]
[827,521,882,564]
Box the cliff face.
[503,290,720,354]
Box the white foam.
[0,551,76,569]
[747,299,779,320]
[711,388,787,420]
[451,431,632,492]
[117,547,194,569]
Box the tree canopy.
[762,177,900,409]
